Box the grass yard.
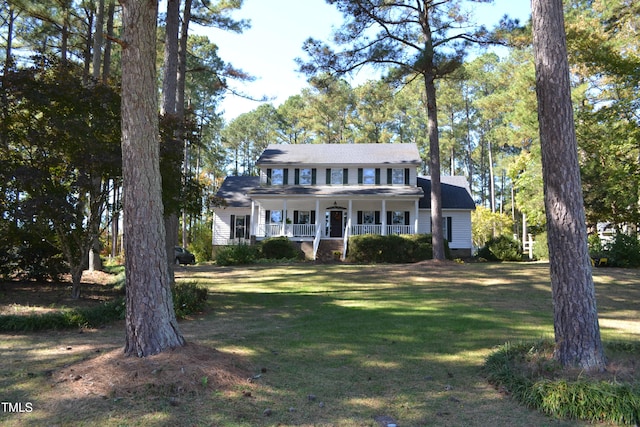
[1,261,638,426]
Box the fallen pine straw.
[49,341,253,403]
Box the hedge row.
[346,234,449,263]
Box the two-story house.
[212,143,476,259]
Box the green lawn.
[1,262,638,426]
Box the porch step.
[315,239,344,263]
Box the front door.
[329,210,343,238]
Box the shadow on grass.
[2,262,636,426]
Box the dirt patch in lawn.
[49,341,253,404]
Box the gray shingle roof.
[215,176,259,207]
[249,185,424,198]
[417,176,476,210]
[216,175,476,211]
[256,143,422,166]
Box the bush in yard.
[603,232,640,268]
[215,244,259,266]
[472,205,515,248]
[189,222,213,262]
[588,233,605,258]
[485,341,640,425]
[477,235,522,261]
[347,234,447,263]
[532,232,549,261]
[260,236,300,260]
[0,298,126,332]
[0,223,67,281]
[172,282,208,318]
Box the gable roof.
[256,143,422,166]
[215,176,259,207]
[418,176,476,210]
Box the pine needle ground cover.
[1,262,638,426]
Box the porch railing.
[290,223,316,237]
[386,225,413,235]
[257,223,317,238]
[350,224,382,236]
[257,223,414,239]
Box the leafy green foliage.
[188,222,213,262]
[471,205,515,248]
[347,234,447,263]
[477,235,522,261]
[172,282,208,319]
[0,222,67,280]
[588,233,605,257]
[0,279,209,330]
[532,232,549,261]
[1,64,121,290]
[215,244,259,266]
[259,236,300,260]
[603,233,640,268]
[485,341,640,425]
[0,298,126,332]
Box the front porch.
[250,196,421,260]
[255,222,416,240]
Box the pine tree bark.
[531,0,605,370]
[120,0,185,357]
[161,0,181,280]
[424,72,444,260]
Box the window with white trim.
[234,216,246,239]
[362,168,375,184]
[391,168,405,184]
[269,210,283,223]
[363,211,375,224]
[298,211,311,224]
[330,168,343,185]
[270,168,284,185]
[299,168,312,185]
[392,211,405,225]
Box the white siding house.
[212,144,476,258]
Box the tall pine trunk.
[121,0,185,357]
[162,0,181,281]
[532,0,605,371]
[424,72,444,260]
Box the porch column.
[282,199,287,236]
[381,199,387,235]
[250,200,256,237]
[315,199,321,238]
[348,199,352,234]
[414,199,419,234]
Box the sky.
[198,0,532,122]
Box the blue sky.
[197,0,531,121]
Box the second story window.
[331,168,343,185]
[299,168,312,185]
[267,168,288,185]
[362,168,375,184]
[326,168,348,185]
[271,168,284,185]
[391,168,405,185]
[387,168,410,185]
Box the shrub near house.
[347,234,449,263]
